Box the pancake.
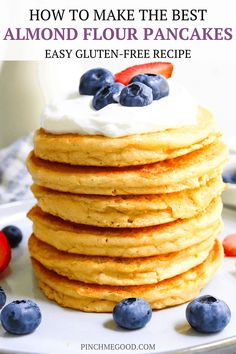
[34,107,218,167]
[28,234,216,286]
[31,178,224,228]
[31,240,223,312]
[28,198,222,257]
[26,140,228,195]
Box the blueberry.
[222,171,236,184]
[92,83,124,110]
[0,287,6,309]
[79,68,114,95]
[119,83,153,107]
[113,298,152,330]
[1,299,42,335]
[2,225,23,248]
[130,74,169,100]
[186,295,231,333]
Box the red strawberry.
[0,231,11,273]
[115,62,173,86]
[223,234,236,257]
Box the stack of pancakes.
[27,107,228,312]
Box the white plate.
[0,200,236,354]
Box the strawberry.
[115,62,173,86]
[222,234,236,257]
[0,231,11,273]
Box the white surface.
[0,200,236,354]
[1,0,235,62]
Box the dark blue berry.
[0,287,6,309]
[2,225,23,248]
[92,83,124,110]
[79,68,114,95]
[130,74,169,100]
[186,295,231,333]
[113,298,152,330]
[119,83,153,107]
[1,299,42,335]
[222,171,236,184]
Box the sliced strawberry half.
[0,231,11,273]
[222,234,236,257]
[115,62,173,86]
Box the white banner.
[0,0,235,61]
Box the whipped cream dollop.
[41,80,198,137]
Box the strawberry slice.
[223,234,236,257]
[115,62,173,86]
[0,231,11,273]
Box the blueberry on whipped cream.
[41,62,198,137]
[78,62,173,110]
[119,82,153,107]
[92,83,124,110]
[130,74,169,100]
[79,68,114,95]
